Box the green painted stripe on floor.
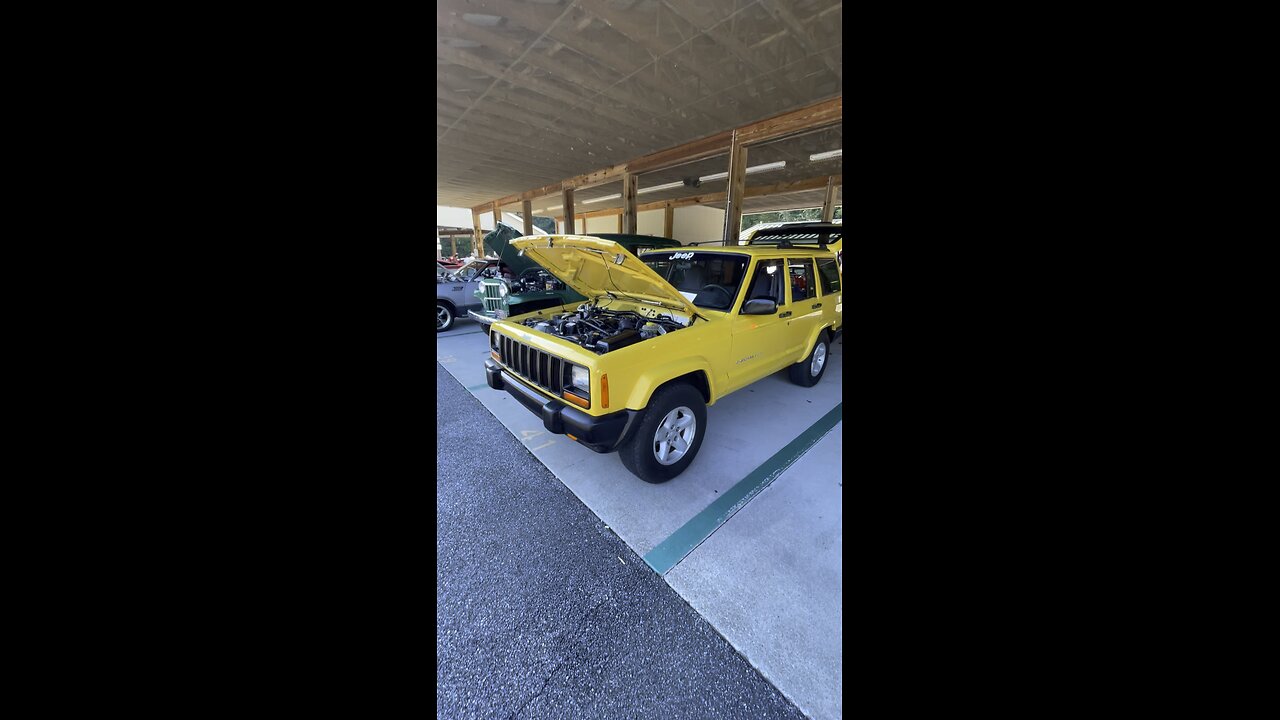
[643,403,842,576]
[465,383,489,392]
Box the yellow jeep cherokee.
[484,235,843,483]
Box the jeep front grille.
[482,283,503,315]
[497,335,567,395]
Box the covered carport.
[437,3,842,718]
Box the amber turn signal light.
[601,374,609,409]
[490,351,501,361]
[562,391,589,409]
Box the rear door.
[814,256,842,331]
[786,256,825,358]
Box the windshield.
[454,260,492,282]
[641,252,749,310]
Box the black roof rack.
[746,222,842,249]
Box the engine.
[510,269,565,294]
[521,303,685,354]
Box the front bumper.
[467,310,496,326]
[484,359,640,453]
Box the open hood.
[482,221,548,276]
[509,235,699,318]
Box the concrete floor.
[437,316,843,720]
[437,363,806,720]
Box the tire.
[436,302,455,332]
[789,333,830,387]
[618,384,707,483]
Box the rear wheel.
[789,334,829,387]
[618,384,707,483]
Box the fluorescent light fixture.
[809,149,842,162]
[699,160,787,183]
[637,180,686,195]
[745,161,787,174]
[582,193,621,204]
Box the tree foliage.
[742,205,842,227]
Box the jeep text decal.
[671,251,694,260]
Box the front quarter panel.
[599,320,729,410]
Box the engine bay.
[509,269,565,294]
[521,302,686,354]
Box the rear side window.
[816,258,841,295]
[790,259,816,302]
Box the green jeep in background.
[468,222,682,331]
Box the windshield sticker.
[671,251,694,260]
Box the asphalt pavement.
[437,361,808,719]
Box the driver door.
[728,258,791,390]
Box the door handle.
[812,303,822,309]
[779,311,792,318]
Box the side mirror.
[742,298,777,315]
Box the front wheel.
[618,384,707,483]
[436,302,455,332]
[789,334,829,387]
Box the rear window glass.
[816,258,841,295]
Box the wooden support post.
[562,187,576,234]
[722,130,748,245]
[470,209,482,259]
[821,176,837,222]
[617,214,623,232]
[664,203,674,239]
[490,201,504,255]
[623,172,638,235]
[522,200,533,236]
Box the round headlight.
[499,283,508,297]
[570,365,589,391]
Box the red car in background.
[437,257,465,270]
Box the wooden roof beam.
[635,173,843,213]
[470,96,841,221]
[735,97,843,146]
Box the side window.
[742,259,786,309]
[816,258,841,295]
[790,259,816,302]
